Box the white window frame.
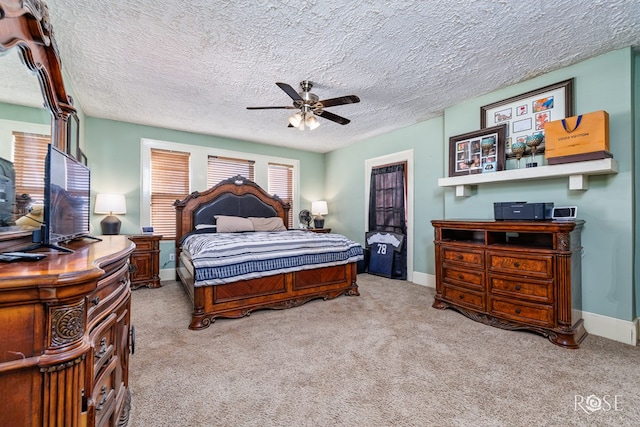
[141,138,300,229]
[0,119,51,161]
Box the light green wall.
[0,103,51,126]
[325,119,443,274]
[329,48,636,322]
[85,117,325,268]
[2,48,637,322]
[443,48,634,321]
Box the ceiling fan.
[247,80,360,130]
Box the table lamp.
[311,201,328,229]
[95,193,126,235]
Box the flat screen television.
[30,145,93,252]
[0,157,15,227]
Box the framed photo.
[448,124,506,177]
[480,79,574,158]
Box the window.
[207,156,255,188]
[268,162,293,227]
[13,132,50,204]
[150,148,190,239]
[141,138,300,238]
[369,162,407,234]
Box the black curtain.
[368,163,407,279]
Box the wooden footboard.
[173,176,361,330]
[177,261,359,330]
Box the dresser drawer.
[442,247,484,268]
[489,276,553,304]
[442,266,484,291]
[443,285,485,311]
[489,297,554,327]
[90,313,117,379]
[87,262,129,323]
[93,357,117,427]
[487,252,553,279]
[129,238,154,251]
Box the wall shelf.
[438,158,618,197]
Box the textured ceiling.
[2,0,640,153]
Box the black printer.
[494,202,554,221]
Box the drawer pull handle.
[95,338,107,358]
[515,285,521,291]
[513,262,520,267]
[458,294,464,299]
[90,296,100,306]
[457,255,463,260]
[129,264,136,274]
[96,386,108,411]
[130,325,136,355]
[120,277,127,285]
[515,308,521,314]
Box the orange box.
[544,110,611,164]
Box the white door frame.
[364,150,414,282]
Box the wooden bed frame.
[174,175,360,330]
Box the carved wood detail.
[432,220,586,348]
[49,300,85,348]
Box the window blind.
[13,132,51,205]
[268,162,293,227]
[151,148,190,239]
[207,156,255,188]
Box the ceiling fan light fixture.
[289,112,303,128]
[248,81,359,130]
[305,113,320,130]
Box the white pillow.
[195,224,216,230]
[249,217,287,232]
[214,215,254,233]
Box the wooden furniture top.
[431,219,583,232]
[0,235,135,294]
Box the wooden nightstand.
[308,228,331,233]
[128,234,163,289]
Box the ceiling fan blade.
[276,82,304,101]
[315,110,351,125]
[317,95,360,108]
[246,106,295,110]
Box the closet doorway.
[365,150,414,281]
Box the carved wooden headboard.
[174,175,291,247]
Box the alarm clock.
[141,226,155,234]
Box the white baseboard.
[410,272,637,346]
[159,268,175,282]
[582,311,638,346]
[411,271,435,288]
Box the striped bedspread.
[181,230,364,287]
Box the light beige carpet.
[128,274,639,427]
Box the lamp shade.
[94,194,127,215]
[95,194,126,235]
[311,201,328,216]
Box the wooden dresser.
[0,236,135,426]
[432,220,586,348]
[128,234,162,289]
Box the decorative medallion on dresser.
[0,236,135,426]
[431,219,586,348]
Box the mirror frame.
[0,0,76,152]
